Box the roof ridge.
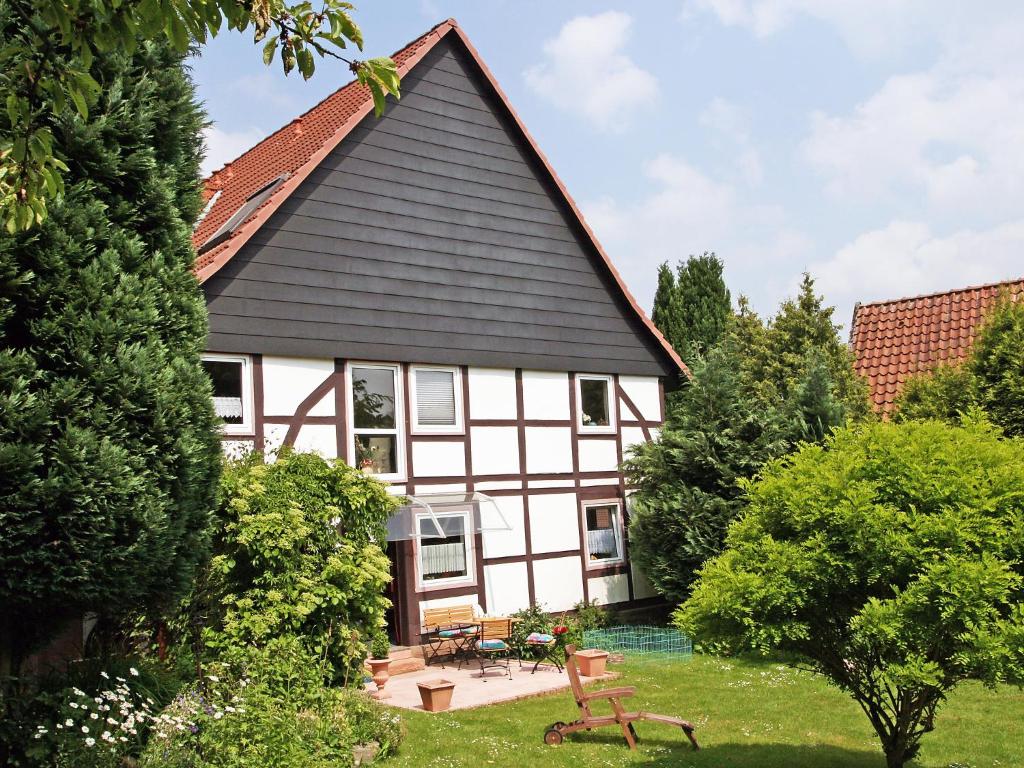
[855,274,1024,311]
[203,18,457,185]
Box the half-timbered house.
[193,18,685,645]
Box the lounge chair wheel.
[544,728,564,746]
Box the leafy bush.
[190,450,397,686]
[336,689,403,757]
[509,604,553,655]
[678,416,1024,768]
[509,600,610,655]
[3,656,185,768]
[369,632,390,661]
[140,637,403,768]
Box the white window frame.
[414,508,477,591]
[410,365,464,435]
[202,353,254,436]
[346,361,406,482]
[576,374,616,434]
[581,499,626,568]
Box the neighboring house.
[192,19,685,645]
[850,278,1024,415]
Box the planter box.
[417,678,456,712]
[576,649,610,677]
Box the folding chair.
[474,617,518,681]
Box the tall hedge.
[0,32,220,671]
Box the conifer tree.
[753,273,869,419]
[651,253,731,362]
[0,29,220,672]
[624,341,790,600]
[652,262,683,353]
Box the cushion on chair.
[526,632,555,644]
[477,639,508,651]
[460,625,480,636]
[437,629,462,638]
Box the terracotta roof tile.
[850,278,1024,415]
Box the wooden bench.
[543,644,699,750]
[422,604,478,667]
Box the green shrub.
[336,689,404,757]
[140,636,403,768]
[509,604,553,656]
[3,656,186,768]
[678,416,1024,767]
[191,450,398,686]
[369,632,390,661]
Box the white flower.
[102,731,112,741]
[65,719,74,727]
[85,737,95,747]
[207,674,219,683]
[90,713,98,720]
[81,726,89,734]
[120,736,128,742]
[100,672,109,680]
[94,697,103,704]
[129,667,139,677]
[107,717,118,725]
[69,702,79,709]
[73,687,86,696]
[213,712,223,720]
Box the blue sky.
[192,1,1024,330]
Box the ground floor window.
[417,511,474,588]
[584,501,624,565]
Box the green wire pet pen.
[582,625,693,659]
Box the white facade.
[204,354,666,644]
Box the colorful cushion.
[526,632,555,644]
[478,639,508,651]
[437,629,462,638]
[460,625,480,636]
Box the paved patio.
[366,660,616,711]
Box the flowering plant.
[33,667,163,768]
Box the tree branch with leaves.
[0,0,400,233]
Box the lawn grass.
[383,655,1023,768]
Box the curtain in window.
[421,541,467,578]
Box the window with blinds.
[412,366,462,432]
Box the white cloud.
[810,219,1024,324]
[583,153,810,314]
[682,0,958,59]
[699,97,763,185]
[524,11,658,132]
[803,69,1024,220]
[201,125,268,176]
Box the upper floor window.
[577,375,615,432]
[583,501,624,566]
[202,353,253,435]
[411,365,463,433]
[349,363,404,479]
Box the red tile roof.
[850,278,1024,414]
[191,18,687,376]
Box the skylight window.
[198,173,289,254]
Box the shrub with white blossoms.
[34,667,163,768]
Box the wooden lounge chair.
[543,644,699,751]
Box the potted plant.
[417,678,456,712]
[367,631,392,700]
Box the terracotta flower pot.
[368,658,391,700]
[417,678,456,712]
[576,649,609,677]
